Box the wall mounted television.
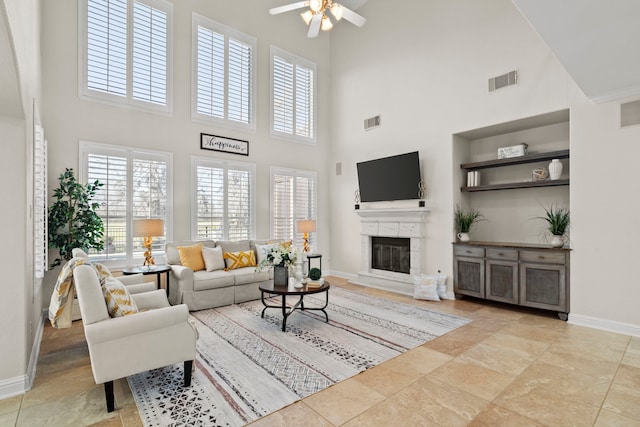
[356,151,422,202]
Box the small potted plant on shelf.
[454,206,484,242]
[536,204,570,248]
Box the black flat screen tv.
[357,151,422,202]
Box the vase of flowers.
[256,242,305,286]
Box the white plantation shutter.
[81,142,172,267]
[87,0,127,96]
[193,158,255,241]
[132,1,168,105]
[270,46,316,142]
[82,0,172,111]
[193,14,256,130]
[271,168,317,248]
[34,122,47,280]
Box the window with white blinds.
[33,111,47,282]
[81,0,173,112]
[193,14,256,130]
[270,46,316,143]
[193,158,255,241]
[80,142,172,267]
[271,167,317,249]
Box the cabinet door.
[486,259,518,304]
[454,256,485,298]
[520,262,567,312]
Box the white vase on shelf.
[548,159,563,180]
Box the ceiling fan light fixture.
[330,3,344,21]
[301,10,314,25]
[321,13,333,31]
[309,0,323,13]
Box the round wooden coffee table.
[258,281,330,332]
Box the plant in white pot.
[454,206,484,242]
[537,204,570,247]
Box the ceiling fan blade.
[307,13,321,38]
[339,0,368,10]
[269,1,309,15]
[341,6,366,27]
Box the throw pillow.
[436,273,451,300]
[413,274,440,302]
[202,245,225,272]
[102,277,138,317]
[224,250,257,270]
[177,244,205,271]
[254,243,277,264]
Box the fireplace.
[354,207,431,295]
[371,237,410,274]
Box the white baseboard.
[327,270,357,280]
[0,309,45,399]
[569,313,640,337]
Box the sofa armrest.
[170,265,194,291]
[125,282,157,294]
[84,304,190,345]
[118,273,144,286]
[131,289,170,310]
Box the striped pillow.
[102,277,138,317]
[223,250,257,270]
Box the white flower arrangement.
[256,242,306,271]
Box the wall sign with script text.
[200,133,249,156]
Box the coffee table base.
[260,290,329,331]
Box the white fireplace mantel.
[353,206,431,295]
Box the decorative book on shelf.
[306,279,324,289]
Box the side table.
[122,264,171,297]
[306,253,322,272]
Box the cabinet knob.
[466,250,472,254]
[538,256,545,260]
[498,252,504,256]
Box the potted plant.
[454,206,484,242]
[48,168,105,267]
[537,204,570,247]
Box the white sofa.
[165,239,282,311]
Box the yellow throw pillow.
[102,277,138,317]
[178,244,205,271]
[223,250,257,270]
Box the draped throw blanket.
[48,258,112,328]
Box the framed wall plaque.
[200,133,249,156]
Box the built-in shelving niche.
[452,109,570,244]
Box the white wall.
[328,0,640,333]
[41,0,332,257]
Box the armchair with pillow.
[73,264,197,412]
[165,239,283,311]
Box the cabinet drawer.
[519,250,566,265]
[454,246,485,258]
[486,248,518,261]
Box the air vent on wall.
[621,99,640,127]
[364,115,381,131]
[489,70,518,92]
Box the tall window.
[80,142,172,267]
[271,167,317,249]
[192,14,256,130]
[193,158,255,241]
[80,0,173,112]
[270,46,316,143]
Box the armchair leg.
[184,360,193,387]
[104,381,115,412]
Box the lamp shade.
[297,219,316,233]
[133,219,165,237]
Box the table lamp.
[133,219,164,268]
[297,219,316,253]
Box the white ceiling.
[513,0,640,103]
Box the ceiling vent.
[364,115,381,131]
[621,99,640,127]
[489,70,518,92]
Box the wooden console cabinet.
[453,242,570,319]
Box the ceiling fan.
[269,0,367,38]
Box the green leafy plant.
[309,267,322,281]
[454,206,484,233]
[537,204,570,236]
[48,168,104,267]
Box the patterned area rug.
[128,287,469,426]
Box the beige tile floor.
[2,277,639,426]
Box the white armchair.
[73,264,197,412]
